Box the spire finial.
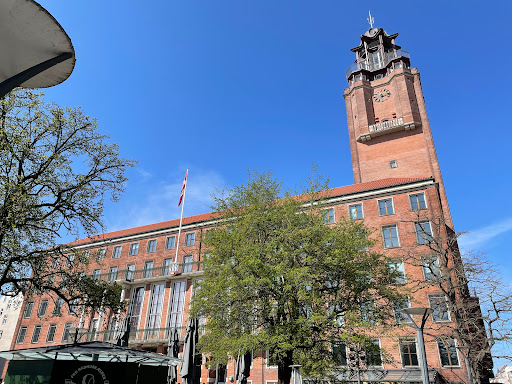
[367,10,374,29]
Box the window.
[53,298,63,316]
[437,339,459,367]
[146,283,165,335]
[163,258,173,275]
[62,322,73,342]
[168,280,187,329]
[400,339,419,367]
[51,258,59,269]
[409,193,427,210]
[349,204,363,220]
[31,325,42,343]
[46,324,57,342]
[83,250,90,260]
[2,315,6,324]
[92,269,101,280]
[16,326,27,344]
[429,295,450,322]
[38,300,49,317]
[66,254,74,267]
[364,340,382,366]
[126,263,135,281]
[144,261,154,278]
[382,225,400,248]
[129,243,139,256]
[147,239,157,253]
[108,266,118,281]
[185,233,196,246]
[322,208,335,224]
[332,342,348,365]
[389,160,398,169]
[182,255,193,273]
[112,246,122,259]
[267,349,278,368]
[415,221,433,244]
[360,301,376,324]
[129,287,145,328]
[422,257,441,281]
[389,260,406,284]
[378,198,394,215]
[166,236,176,249]
[68,299,78,315]
[96,248,106,261]
[394,299,412,324]
[23,302,34,318]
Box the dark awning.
[0,341,181,367]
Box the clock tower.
[343,25,453,227]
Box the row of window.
[323,192,428,223]
[16,322,74,345]
[88,233,196,262]
[92,254,200,281]
[387,257,441,285]
[331,337,460,368]
[22,298,77,319]
[393,294,451,324]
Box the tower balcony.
[357,117,421,142]
[346,50,410,79]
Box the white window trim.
[128,285,146,330]
[348,203,364,220]
[408,192,428,210]
[436,338,461,368]
[428,294,452,323]
[377,197,395,216]
[415,220,433,245]
[398,337,419,368]
[266,350,278,368]
[381,224,401,249]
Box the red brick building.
[10,25,488,384]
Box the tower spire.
[367,10,374,29]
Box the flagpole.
[174,169,188,265]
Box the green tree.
[0,89,135,313]
[191,171,406,384]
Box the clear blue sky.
[39,0,511,365]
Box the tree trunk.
[277,351,293,384]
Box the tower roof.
[350,28,400,52]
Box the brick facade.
[9,26,486,384]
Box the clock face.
[373,88,391,102]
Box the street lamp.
[404,307,434,384]
[456,345,474,384]
[0,0,75,99]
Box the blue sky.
[38,0,511,365]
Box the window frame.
[348,203,364,220]
[182,255,194,273]
[108,266,119,282]
[144,261,154,278]
[389,259,406,284]
[147,239,157,253]
[185,232,196,247]
[429,294,451,322]
[112,245,122,259]
[96,248,106,261]
[23,301,34,318]
[377,198,395,216]
[399,338,419,367]
[129,242,139,256]
[415,221,433,245]
[46,324,57,342]
[382,224,401,249]
[322,208,335,224]
[422,256,441,281]
[165,236,176,250]
[437,338,460,367]
[92,269,101,281]
[16,326,27,344]
[31,325,42,344]
[409,192,428,211]
[266,349,278,368]
[62,322,73,342]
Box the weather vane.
[367,10,374,29]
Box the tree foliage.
[0,89,134,313]
[191,171,406,384]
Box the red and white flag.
[178,169,188,206]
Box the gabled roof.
[74,177,432,246]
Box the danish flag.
[178,169,188,206]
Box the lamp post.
[456,345,474,384]
[404,307,434,384]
